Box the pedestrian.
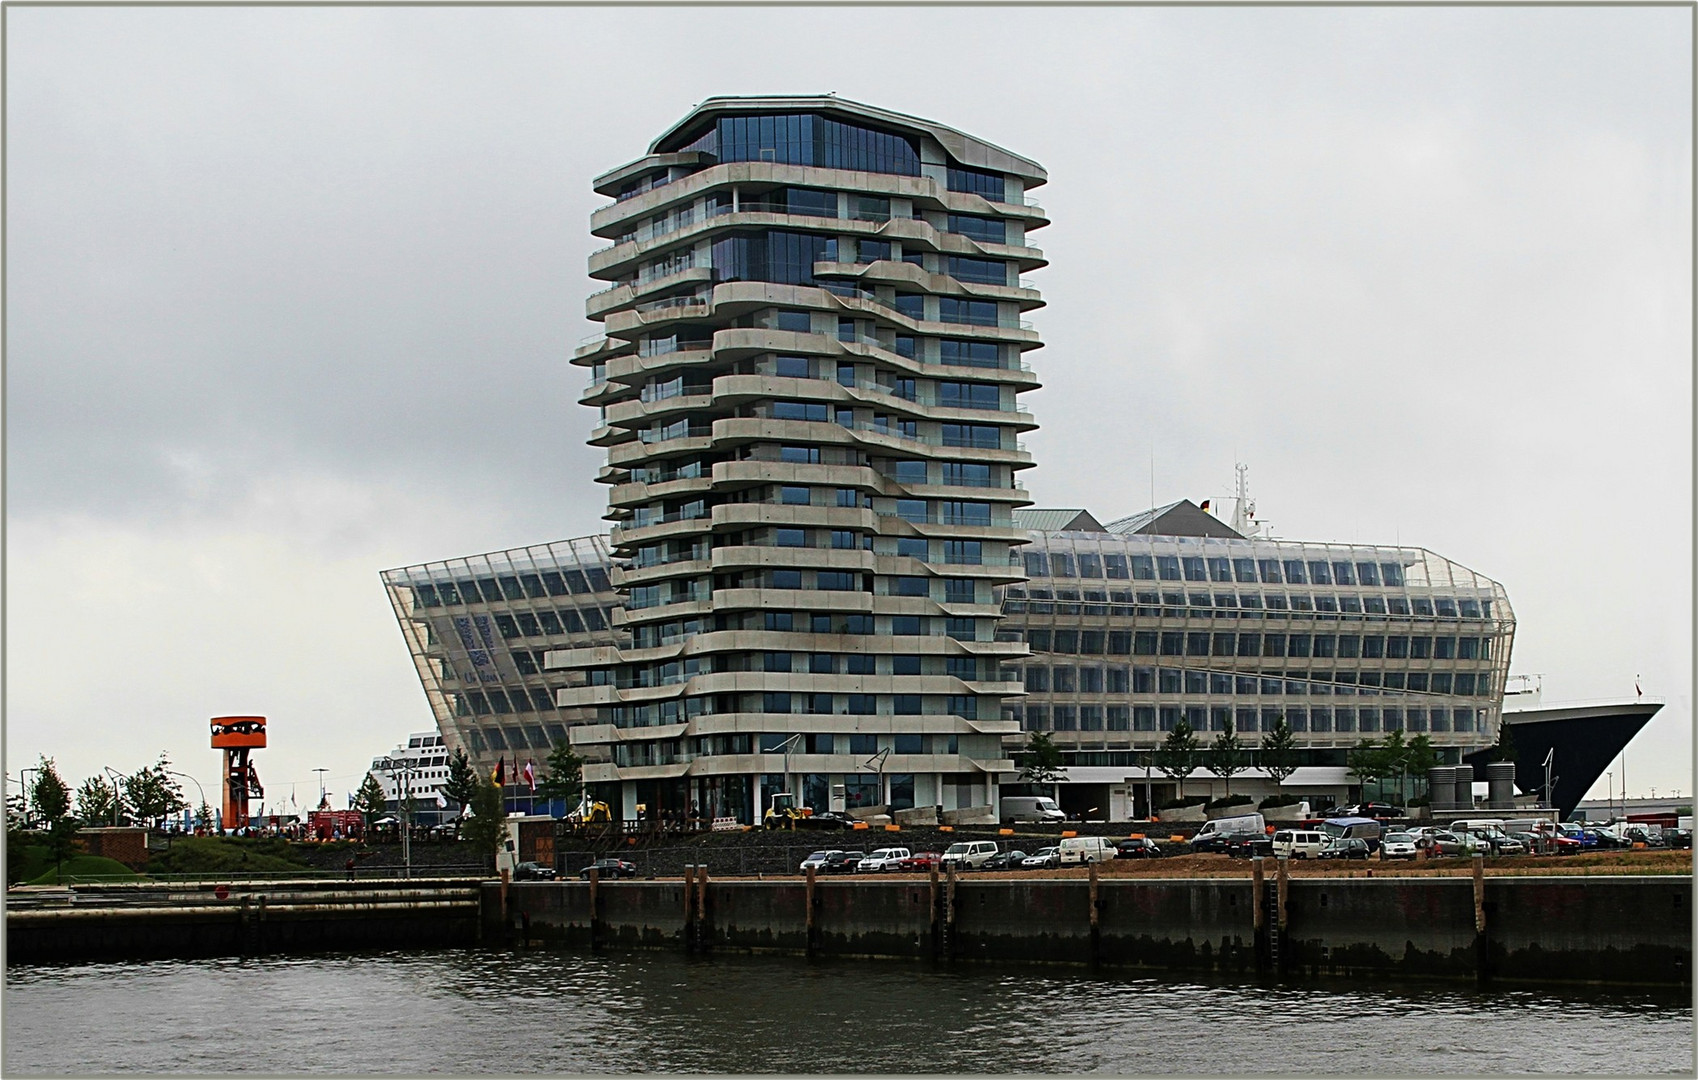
[345,857,356,881]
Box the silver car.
[1021,846,1060,869]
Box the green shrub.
[147,836,311,875]
[1259,794,1303,809]
[26,854,139,884]
[1205,793,1253,811]
[1158,795,1211,811]
[1407,795,1430,807]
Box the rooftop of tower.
[646,94,1048,185]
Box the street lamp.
[166,771,208,831]
[19,767,40,827]
[860,748,890,809]
[375,757,413,879]
[103,767,128,826]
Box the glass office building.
[1004,530,1514,747]
[380,537,621,766]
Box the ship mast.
[1229,463,1267,538]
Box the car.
[898,852,943,873]
[856,847,912,872]
[579,858,637,879]
[1418,830,1477,857]
[1583,829,1627,850]
[940,840,1001,870]
[1379,832,1418,860]
[1272,829,1328,859]
[803,811,857,830]
[1115,838,1162,859]
[824,850,866,873]
[1225,837,1274,859]
[1339,803,1405,821]
[1318,837,1371,860]
[799,849,841,873]
[1486,834,1527,856]
[513,861,556,881]
[1021,847,1060,870]
[1667,829,1692,850]
[982,849,1029,871]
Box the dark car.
[1667,829,1692,850]
[823,850,866,873]
[1339,803,1405,821]
[580,858,637,879]
[1318,837,1371,860]
[982,849,1029,871]
[804,811,858,830]
[1114,838,1162,859]
[1584,829,1627,850]
[1226,837,1274,859]
[513,861,556,881]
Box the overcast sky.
[7,6,1691,809]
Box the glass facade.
[1000,532,1514,756]
[380,536,619,764]
[665,113,922,176]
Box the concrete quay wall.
[490,873,1691,985]
[7,880,480,963]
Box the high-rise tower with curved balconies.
[552,97,1048,824]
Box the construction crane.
[210,715,266,830]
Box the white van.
[940,840,999,869]
[856,847,911,872]
[1001,796,1066,824]
[1272,829,1328,859]
[1057,836,1117,866]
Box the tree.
[1015,732,1067,793]
[122,754,187,828]
[1259,716,1300,787]
[76,775,122,826]
[460,779,508,871]
[1155,719,1200,798]
[355,774,389,829]
[45,815,85,883]
[195,800,215,833]
[1405,734,1439,803]
[535,741,585,812]
[1492,721,1517,764]
[1346,738,1390,799]
[30,757,72,829]
[1379,729,1409,804]
[442,748,479,810]
[1207,719,1245,796]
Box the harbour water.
[4,948,1692,1074]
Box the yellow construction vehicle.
[763,792,807,830]
[567,798,613,824]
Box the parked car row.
[797,838,1170,875]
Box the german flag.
[492,758,506,786]
[1200,500,1211,513]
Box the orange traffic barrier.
[1060,830,1077,838]
[998,828,1014,835]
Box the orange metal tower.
[210,716,266,829]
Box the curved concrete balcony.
[586,423,641,449]
[606,474,714,509]
[621,597,713,625]
[604,348,719,386]
[708,502,880,533]
[618,557,712,588]
[709,587,874,614]
[709,460,876,493]
[710,544,878,574]
[606,434,714,469]
[601,392,718,430]
[612,516,714,547]
[709,326,837,361]
[590,159,1044,235]
[585,266,713,319]
[898,483,1032,507]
